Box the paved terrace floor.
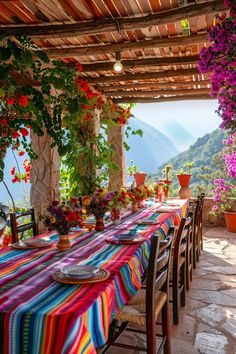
[110,227,236,354]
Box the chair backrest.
[145,230,174,352]
[0,216,7,238]
[0,205,10,221]
[10,209,38,243]
[172,217,190,263]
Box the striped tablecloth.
[0,199,188,354]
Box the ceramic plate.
[60,264,99,279]
[114,234,135,241]
[23,238,51,246]
[135,219,160,225]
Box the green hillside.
[148,129,225,197]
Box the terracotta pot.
[95,216,105,231]
[224,212,236,233]
[178,186,192,199]
[177,174,192,187]
[137,200,144,209]
[112,208,121,224]
[132,202,138,213]
[56,234,71,252]
[163,179,172,186]
[133,173,147,186]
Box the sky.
[132,99,220,151]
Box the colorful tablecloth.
[0,199,188,354]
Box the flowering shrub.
[223,132,236,177]
[212,179,236,214]
[40,199,83,235]
[198,0,236,132]
[85,189,113,217]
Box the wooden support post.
[30,129,60,231]
[108,124,126,191]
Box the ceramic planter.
[224,212,236,233]
[133,173,147,186]
[56,234,71,251]
[177,174,192,187]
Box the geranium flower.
[19,128,29,136]
[18,96,28,107]
[11,131,20,139]
[1,119,7,126]
[7,97,14,105]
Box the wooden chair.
[185,212,193,291]
[0,205,10,220]
[170,217,192,325]
[189,199,200,269]
[102,232,174,354]
[198,193,205,252]
[0,216,7,238]
[10,209,38,243]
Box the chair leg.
[180,263,186,308]
[186,250,190,291]
[161,300,171,354]
[172,267,179,325]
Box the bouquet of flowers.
[40,198,83,235]
[128,186,147,203]
[108,189,130,210]
[85,189,113,217]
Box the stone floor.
[110,227,236,354]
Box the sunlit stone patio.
[110,227,236,354]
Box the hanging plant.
[0,36,86,181]
[198,0,236,133]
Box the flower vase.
[132,203,138,213]
[112,208,121,224]
[95,216,105,231]
[56,234,71,252]
[137,200,144,209]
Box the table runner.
[0,199,187,354]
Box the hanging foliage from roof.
[198,0,236,133]
[0,36,133,183]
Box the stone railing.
[202,197,236,227]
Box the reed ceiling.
[0,0,226,103]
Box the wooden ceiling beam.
[112,94,214,103]
[0,0,224,38]
[44,33,207,58]
[85,68,202,83]
[105,88,210,97]
[81,55,199,72]
[99,79,211,91]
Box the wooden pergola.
[0,0,223,218]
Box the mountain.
[149,129,225,194]
[126,118,179,174]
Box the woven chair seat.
[114,290,167,327]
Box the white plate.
[22,238,51,246]
[135,219,160,225]
[60,264,99,279]
[114,234,135,241]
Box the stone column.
[108,124,126,191]
[30,129,60,230]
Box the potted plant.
[127,160,147,186]
[162,163,173,186]
[212,179,236,233]
[177,162,194,187]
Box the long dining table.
[0,198,188,354]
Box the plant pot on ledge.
[224,212,236,233]
[177,174,192,199]
[133,172,147,186]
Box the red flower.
[7,97,14,105]
[12,176,20,183]
[77,63,83,72]
[1,119,7,126]
[70,197,78,205]
[10,167,15,175]
[19,128,29,136]
[19,96,28,107]
[86,91,94,99]
[52,200,59,206]
[12,131,20,139]
[18,150,25,156]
